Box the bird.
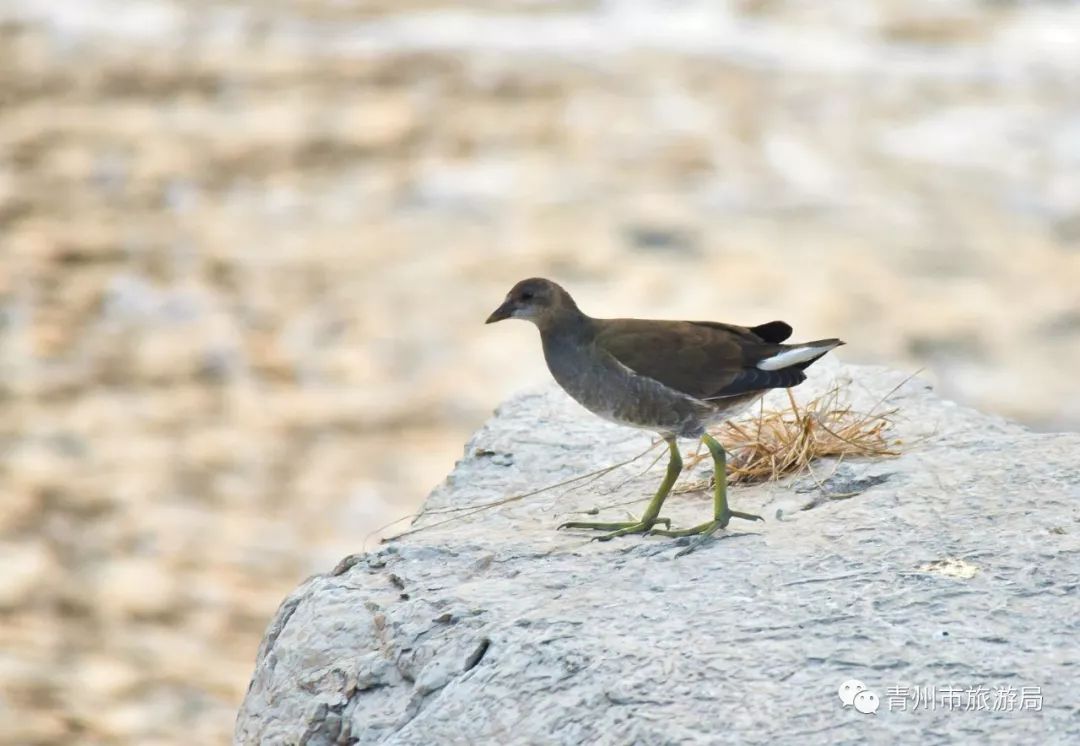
[486,277,844,552]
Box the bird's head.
[485,277,579,327]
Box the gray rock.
[236,364,1080,745]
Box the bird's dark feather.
[702,367,807,399]
[593,318,788,400]
[748,320,793,344]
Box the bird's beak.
[485,299,514,324]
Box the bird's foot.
[649,510,763,557]
[558,517,671,541]
[648,510,762,537]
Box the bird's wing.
[593,318,803,400]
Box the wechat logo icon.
[838,679,880,715]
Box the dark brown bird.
[486,277,843,552]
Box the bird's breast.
[540,332,708,436]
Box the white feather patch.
[757,344,831,371]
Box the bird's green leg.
[559,437,681,540]
[651,433,762,552]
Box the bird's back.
[593,317,840,402]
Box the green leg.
[651,433,762,555]
[559,437,681,540]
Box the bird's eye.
[520,291,534,301]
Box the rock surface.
[236,364,1080,744]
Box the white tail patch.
[757,343,837,371]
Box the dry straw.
[675,383,902,494]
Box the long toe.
[559,517,671,533]
[675,530,725,558]
[649,520,717,539]
[559,521,640,531]
[594,522,658,541]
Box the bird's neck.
[538,312,595,380]
[536,308,592,341]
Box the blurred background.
[1,0,1078,743]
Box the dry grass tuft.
[678,382,903,491]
